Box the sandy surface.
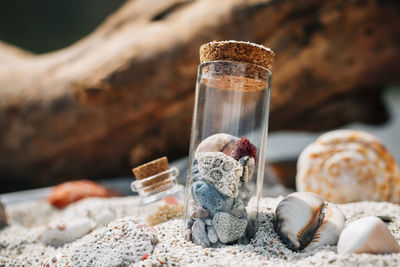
[1,196,400,266]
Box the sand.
[0,196,400,267]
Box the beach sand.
[1,196,399,266]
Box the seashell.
[306,203,345,250]
[213,212,248,243]
[48,180,119,209]
[296,130,400,203]
[337,216,400,254]
[191,181,224,216]
[39,218,95,247]
[195,133,240,156]
[196,152,243,198]
[207,225,219,243]
[192,219,211,248]
[0,201,7,228]
[274,192,325,251]
[239,156,255,183]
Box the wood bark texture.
[0,0,399,188]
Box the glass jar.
[184,41,274,247]
[131,158,184,226]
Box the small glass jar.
[184,41,275,247]
[131,158,184,226]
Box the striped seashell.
[274,192,325,251]
[296,130,400,203]
[274,192,346,251]
[306,203,345,250]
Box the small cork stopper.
[200,40,275,71]
[132,157,171,192]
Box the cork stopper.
[200,40,275,71]
[132,156,172,192]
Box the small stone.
[191,181,224,216]
[231,198,245,218]
[231,137,257,162]
[190,206,210,219]
[213,212,248,243]
[184,229,192,242]
[207,225,219,243]
[197,152,243,198]
[187,219,195,228]
[192,219,211,248]
[223,197,234,211]
[204,218,213,226]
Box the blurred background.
[0,0,399,196]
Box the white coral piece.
[197,152,242,198]
[213,212,247,243]
[70,217,157,267]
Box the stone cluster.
[186,135,257,247]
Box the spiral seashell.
[296,130,400,203]
[337,216,400,254]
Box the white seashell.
[39,218,95,247]
[337,216,400,254]
[306,203,345,250]
[274,192,324,251]
[0,201,7,228]
[195,133,240,156]
[296,130,400,203]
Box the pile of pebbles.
[186,149,257,247]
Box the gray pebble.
[207,225,219,244]
[192,219,210,248]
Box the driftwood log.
[0,0,399,189]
